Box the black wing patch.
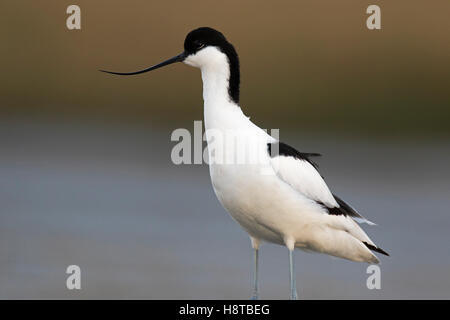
[267,142,321,170]
[317,194,366,220]
[318,195,377,228]
[363,242,390,256]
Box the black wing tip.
[307,152,322,157]
[331,194,368,221]
[363,242,390,256]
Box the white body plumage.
[186,46,380,264]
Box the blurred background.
[1,0,449,299]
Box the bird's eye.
[196,42,205,50]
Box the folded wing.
[267,142,374,224]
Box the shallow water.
[1,119,449,299]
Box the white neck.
[185,47,238,108]
[201,64,231,107]
[196,47,234,108]
[201,65,244,131]
[184,46,243,130]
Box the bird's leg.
[250,247,259,299]
[250,237,260,300]
[288,249,298,300]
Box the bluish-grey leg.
[250,248,259,300]
[289,249,298,300]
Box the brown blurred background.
[2,0,449,137]
[1,1,450,299]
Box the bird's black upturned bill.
[99,52,186,75]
